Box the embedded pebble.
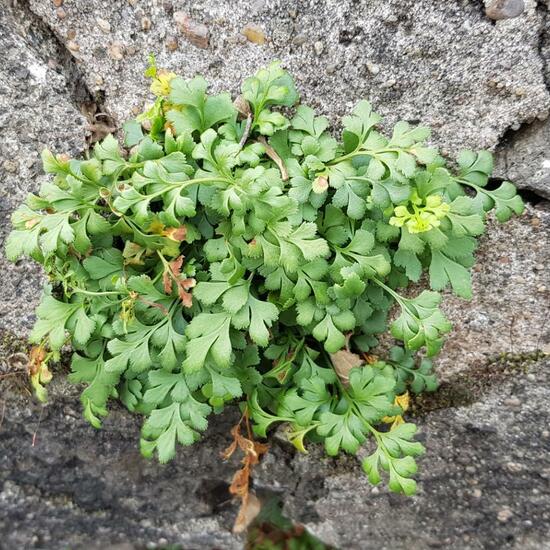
[503,397,521,407]
[166,36,178,51]
[381,78,396,88]
[2,159,18,173]
[314,40,324,55]
[504,461,523,473]
[241,23,266,44]
[497,507,513,522]
[292,33,307,46]
[141,16,151,31]
[108,42,124,60]
[486,0,525,20]
[367,61,380,75]
[173,11,209,49]
[96,17,111,33]
[67,40,79,52]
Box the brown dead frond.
[223,408,269,533]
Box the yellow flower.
[389,194,450,234]
[150,71,176,97]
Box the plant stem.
[329,147,403,165]
[371,277,401,303]
[70,288,124,297]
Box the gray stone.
[366,61,380,75]
[3,347,548,549]
[26,0,550,154]
[494,1,550,198]
[0,4,88,335]
[0,374,242,550]
[0,0,547,337]
[392,203,550,378]
[256,357,550,549]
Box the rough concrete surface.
[495,118,550,199]
[0,375,243,550]
[495,0,550,198]
[0,3,89,332]
[1,0,550,548]
[258,356,550,550]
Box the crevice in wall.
[537,0,550,92]
[6,0,114,142]
[411,351,548,416]
[7,0,91,108]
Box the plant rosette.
[7,57,524,498]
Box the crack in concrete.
[412,351,548,416]
[490,2,550,202]
[9,0,91,108]
[6,0,110,138]
[537,0,550,92]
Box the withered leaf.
[233,95,251,117]
[233,492,261,534]
[162,255,196,308]
[222,411,268,533]
[257,136,288,181]
[28,346,47,377]
[330,349,363,386]
[163,225,187,242]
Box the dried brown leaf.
[230,462,251,498]
[163,225,187,242]
[162,271,172,295]
[178,288,193,308]
[180,277,196,291]
[169,255,184,276]
[257,136,288,181]
[223,410,269,533]
[330,349,363,386]
[363,353,379,364]
[233,492,261,534]
[162,255,196,307]
[234,95,251,117]
[221,438,238,460]
[28,346,47,377]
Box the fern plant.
[6,60,524,495]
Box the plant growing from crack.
[6,58,524,507]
